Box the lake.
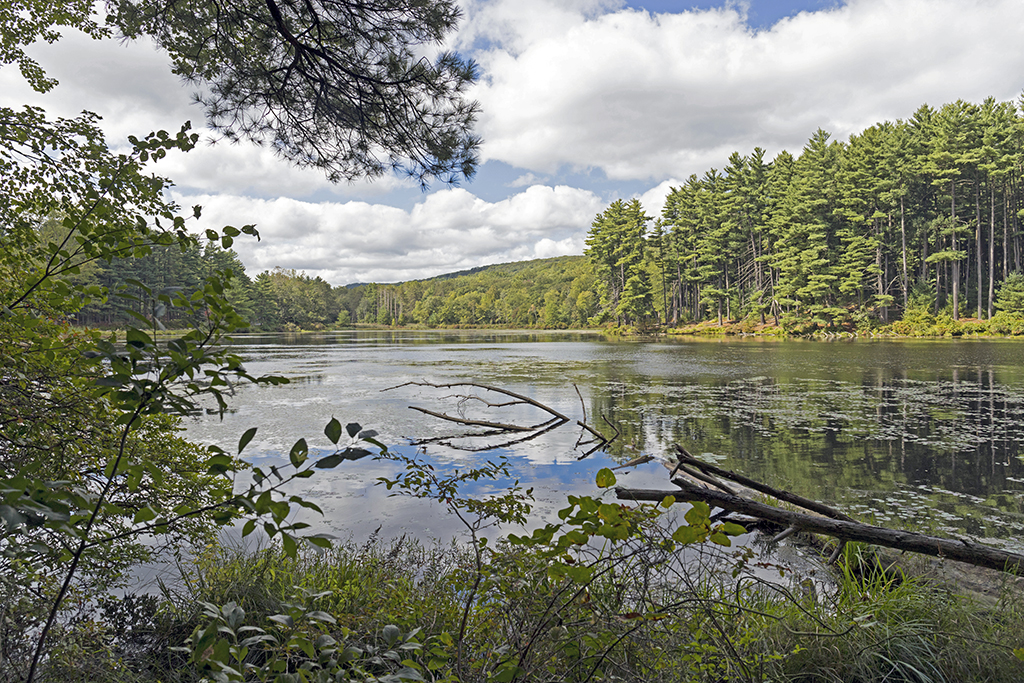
[183,330,1024,553]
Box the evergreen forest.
[590,97,1024,333]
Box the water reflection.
[186,332,1024,550]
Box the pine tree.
[835,124,889,318]
[585,199,651,324]
[771,130,843,323]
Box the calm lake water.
[184,330,1024,552]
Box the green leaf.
[206,454,233,475]
[660,495,676,509]
[672,526,701,545]
[363,436,388,452]
[314,453,346,469]
[684,501,711,526]
[133,506,157,524]
[306,610,336,624]
[324,417,342,444]
[345,422,361,438]
[492,664,524,682]
[289,439,308,467]
[382,624,402,647]
[238,427,258,454]
[305,535,333,549]
[342,447,371,461]
[721,521,747,536]
[281,533,297,558]
[268,614,294,628]
[709,531,731,546]
[0,505,26,530]
[125,328,152,348]
[595,467,617,489]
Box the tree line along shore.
[73,95,1024,338]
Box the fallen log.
[616,476,1024,575]
[671,445,855,522]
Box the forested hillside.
[337,256,599,327]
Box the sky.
[4,0,1024,285]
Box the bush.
[989,311,1024,335]
[995,272,1024,314]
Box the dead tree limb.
[615,478,1024,575]
[434,419,568,452]
[408,405,560,432]
[385,381,572,421]
[390,380,609,456]
[577,420,606,442]
[672,445,855,522]
[601,414,621,441]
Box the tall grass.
[42,535,1024,682]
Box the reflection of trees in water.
[584,365,1024,524]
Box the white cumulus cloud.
[178,184,604,284]
[462,0,1024,181]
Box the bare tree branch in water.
[384,380,613,454]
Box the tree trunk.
[1004,185,1009,281]
[976,178,983,319]
[952,179,959,320]
[616,478,1024,574]
[989,184,996,319]
[901,195,908,309]
[876,217,885,322]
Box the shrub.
[995,272,1024,314]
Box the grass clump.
[761,550,1024,682]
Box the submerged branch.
[390,380,609,456]
[385,381,571,421]
[408,405,560,432]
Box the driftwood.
[671,445,857,562]
[385,381,614,455]
[617,446,1024,576]
[408,405,554,432]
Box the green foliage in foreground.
[43,520,1024,682]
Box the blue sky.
[628,1,843,29]
[3,0,1023,284]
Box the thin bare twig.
[573,383,587,424]
[601,414,621,442]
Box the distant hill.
[421,255,585,282]
[337,255,599,327]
